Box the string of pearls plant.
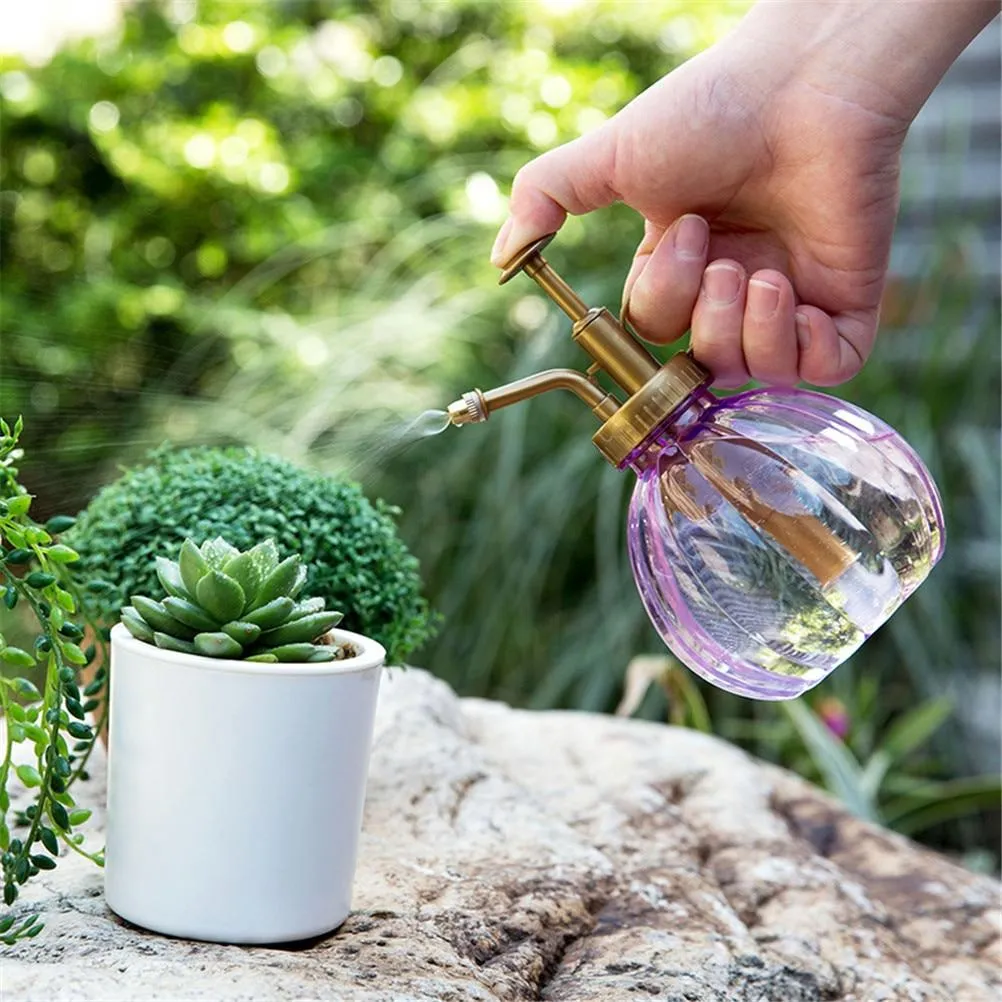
[0,417,109,944]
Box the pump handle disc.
[498,233,557,285]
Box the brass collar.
[592,352,710,467]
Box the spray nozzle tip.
[446,391,487,426]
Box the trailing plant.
[69,447,437,664]
[0,417,107,944]
[123,536,347,663]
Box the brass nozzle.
[446,392,486,426]
[447,370,619,426]
[490,234,712,466]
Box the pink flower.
[816,697,850,741]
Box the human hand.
[491,1,997,388]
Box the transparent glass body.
[627,387,945,699]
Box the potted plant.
[106,535,385,945]
[67,445,438,738]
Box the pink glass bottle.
[626,386,944,698]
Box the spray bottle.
[446,235,944,699]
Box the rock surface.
[4,668,999,1001]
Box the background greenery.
[1,0,998,866]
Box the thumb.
[491,123,620,267]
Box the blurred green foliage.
[0,0,745,511]
[0,0,997,863]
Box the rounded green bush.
[69,446,437,663]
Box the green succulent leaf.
[246,538,281,582]
[290,565,308,599]
[200,536,239,569]
[222,620,261,645]
[50,802,70,831]
[257,555,306,605]
[162,596,218,632]
[62,643,88,666]
[308,648,338,662]
[45,514,76,534]
[6,494,31,517]
[54,588,76,613]
[121,607,155,643]
[0,647,34,668]
[245,652,279,663]
[221,551,262,610]
[259,610,343,647]
[19,725,44,749]
[195,570,246,623]
[153,632,197,655]
[243,596,295,629]
[289,596,326,620]
[45,544,79,563]
[15,765,41,788]
[132,595,196,639]
[14,678,41,699]
[254,642,321,662]
[178,538,210,596]
[155,557,192,601]
[194,632,243,658]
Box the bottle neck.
[623,388,717,475]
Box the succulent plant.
[121,537,345,663]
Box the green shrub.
[68,447,436,663]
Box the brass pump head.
[447,235,711,467]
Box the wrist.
[734,1,998,125]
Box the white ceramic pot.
[104,622,384,944]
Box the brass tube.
[572,309,660,395]
[687,440,856,587]
[447,369,620,425]
[523,259,589,321]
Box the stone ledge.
[4,668,999,1001]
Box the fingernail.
[795,311,812,351]
[703,263,742,305]
[490,217,514,267]
[674,214,708,260]
[748,278,780,317]
[621,299,636,331]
